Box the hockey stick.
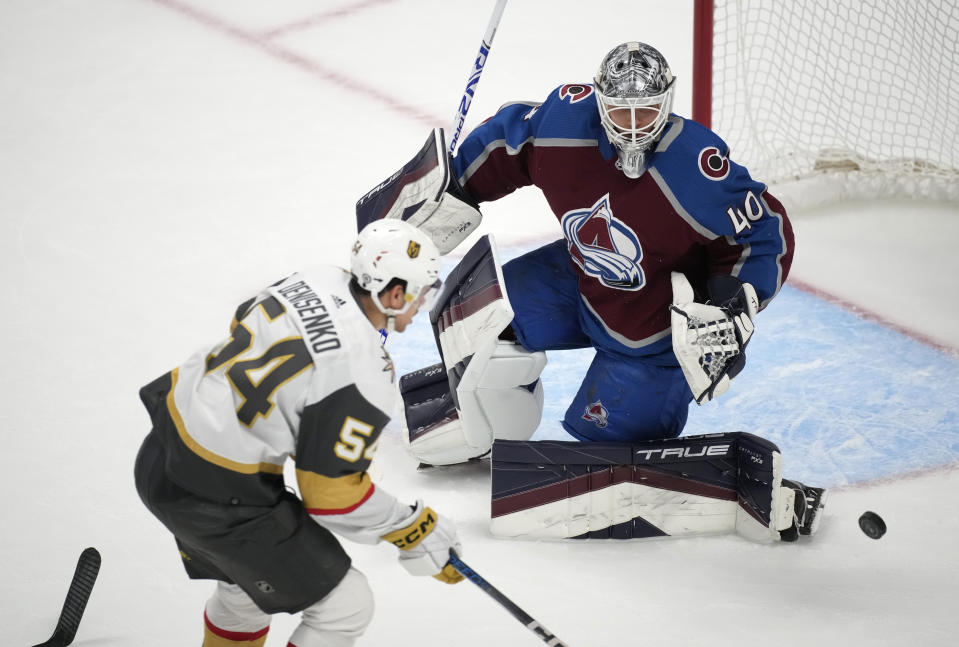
[448,550,571,646]
[32,547,101,647]
[447,0,509,155]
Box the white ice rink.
[3,1,958,646]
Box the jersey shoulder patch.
[653,118,772,236]
[527,84,602,141]
[556,83,594,103]
[658,117,730,167]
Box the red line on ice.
[790,278,958,355]
[259,0,401,40]
[146,0,439,127]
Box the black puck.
[858,511,886,539]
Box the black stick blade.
[33,547,101,647]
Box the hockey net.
[693,0,959,211]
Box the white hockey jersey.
[141,266,413,536]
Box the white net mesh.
[710,0,959,209]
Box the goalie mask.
[351,219,442,318]
[594,41,675,179]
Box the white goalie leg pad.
[458,339,547,446]
[405,416,476,467]
[490,436,742,540]
[404,235,546,465]
[406,340,546,466]
[491,476,741,540]
[491,432,805,543]
[734,451,796,543]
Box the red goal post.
[692,0,959,210]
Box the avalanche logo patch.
[583,400,609,428]
[698,146,730,181]
[558,84,593,103]
[562,194,645,291]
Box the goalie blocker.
[490,432,826,543]
[356,128,482,255]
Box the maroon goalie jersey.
[452,84,794,355]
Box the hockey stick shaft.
[448,550,570,646]
[447,0,508,156]
[32,547,101,647]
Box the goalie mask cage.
[692,0,959,211]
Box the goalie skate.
[780,479,828,542]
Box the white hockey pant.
[204,568,373,647]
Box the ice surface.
[2,1,957,645]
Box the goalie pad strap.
[401,363,458,445]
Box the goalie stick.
[447,0,509,155]
[32,547,101,647]
[448,550,570,646]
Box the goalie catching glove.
[670,272,759,404]
[356,128,482,254]
[381,500,464,584]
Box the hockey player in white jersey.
[134,220,461,647]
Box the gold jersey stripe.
[166,368,284,476]
[297,469,373,514]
